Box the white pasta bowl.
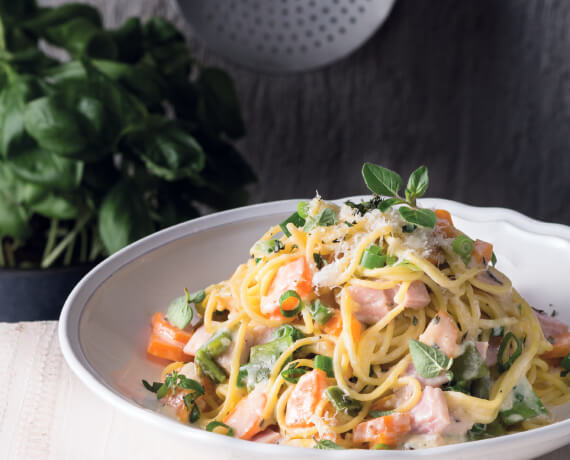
[59,197,570,460]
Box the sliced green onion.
[386,255,398,265]
[297,201,310,218]
[281,363,310,383]
[280,212,306,237]
[196,350,227,383]
[279,290,303,317]
[452,235,474,265]
[308,299,334,325]
[254,239,284,255]
[314,355,334,377]
[360,249,386,269]
[324,386,362,416]
[206,421,234,436]
[497,332,522,372]
[274,324,304,341]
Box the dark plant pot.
[0,264,93,322]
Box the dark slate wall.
[45,0,570,224]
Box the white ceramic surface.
[59,197,570,460]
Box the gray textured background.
[43,0,570,224]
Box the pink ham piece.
[474,341,488,360]
[183,325,210,356]
[419,310,459,357]
[251,428,281,444]
[410,386,451,434]
[534,310,568,340]
[347,281,430,324]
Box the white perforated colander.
[176,0,396,73]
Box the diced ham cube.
[347,281,430,324]
[485,338,500,367]
[402,281,431,309]
[474,341,488,360]
[419,310,459,357]
[410,386,451,434]
[251,428,281,444]
[347,285,396,324]
[183,325,210,356]
[534,310,569,341]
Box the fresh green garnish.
[361,163,436,228]
[491,252,498,267]
[150,370,205,400]
[199,330,232,358]
[166,288,193,329]
[561,354,570,377]
[372,443,391,450]
[279,290,303,317]
[345,196,383,215]
[308,299,334,325]
[281,363,310,383]
[452,235,474,265]
[313,252,326,269]
[196,350,227,384]
[205,421,234,436]
[492,326,505,337]
[369,409,394,418]
[253,239,284,255]
[189,402,201,423]
[408,339,453,378]
[359,244,387,269]
[314,440,345,449]
[297,201,310,218]
[324,386,362,416]
[241,335,295,390]
[279,212,305,237]
[467,420,506,440]
[499,376,546,425]
[497,332,522,372]
[451,342,489,381]
[273,324,305,342]
[303,207,338,232]
[314,355,334,377]
[142,380,162,393]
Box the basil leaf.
[314,440,345,450]
[499,376,547,425]
[405,165,429,203]
[398,206,437,228]
[177,376,205,394]
[281,364,309,383]
[377,197,404,212]
[451,342,489,381]
[142,379,162,393]
[279,211,305,237]
[189,403,200,423]
[316,208,338,226]
[361,162,402,197]
[409,339,453,378]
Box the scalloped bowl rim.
[58,197,570,458]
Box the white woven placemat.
[0,321,568,459]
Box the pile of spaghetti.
[143,164,570,450]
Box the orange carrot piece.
[152,312,193,343]
[434,209,456,238]
[471,239,493,265]
[541,332,570,359]
[147,333,192,362]
[322,311,361,342]
[354,412,411,447]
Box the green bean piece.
[324,386,362,416]
[196,349,227,383]
[200,330,232,358]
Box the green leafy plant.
[0,1,255,269]
[361,163,437,228]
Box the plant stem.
[42,218,59,263]
[80,228,88,263]
[5,241,15,268]
[41,214,91,269]
[63,232,76,266]
[0,238,5,268]
[89,232,102,262]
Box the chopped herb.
[412,316,418,326]
[142,380,162,393]
[281,363,310,383]
[408,339,453,378]
[345,196,382,215]
[372,443,391,450]
[313,252,326,269]
[324,386,362,416]
[206,421,234,436]
[303,207,339,231]
[189,402,200,423]
[499,376,546,425]
[297,201,310,218]
[560,354,570,377]
[497,332,522,372]
[273,324,305,342]
[166,288,193,329]
[314,440,345,449]
[253,239,284,255]
[491,252,497,267]
[451,342,489,381]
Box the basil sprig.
[409,339,453,378]
[361,163,436,229]
[314,440,345,450]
